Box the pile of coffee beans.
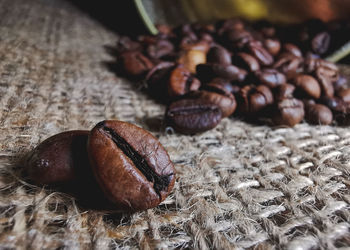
[115,19,350,134]
[26,120,176,212]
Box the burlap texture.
[0,0,349,249]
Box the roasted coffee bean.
[196,63,247,82]
[238,85,273,113]
[273,98,304,127]
[311,31,330,54]
[146,39,174,59]
[255,69,286,88]
[178,49,207,74]
[218,18,245,35]
[293,74,321,99]
[264,38,281,56]
[304,101,333,125]
[116,36,142,53]
[234,53,260,72]
[204,78,235,94]
[146,62,175,101]
[88,120,175,212]
[207,46,232,65]
[168,65,200,97]
[337,88,350,102]
[190,89,237,117]
[274,53,303,79]
[315,67,335,98]
[166,98,222,134]
[304,57,338,74]
[26,131,89,185]
[334,76,348,92]
[275,84,295,101]
[283,43,302,57]
[247,41,274,66]
[225,29,253,49]
[120,51,154,77]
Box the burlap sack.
[0,0,349,249]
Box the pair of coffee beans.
[116,18,350,134]
[26,120,176,212]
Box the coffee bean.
[116,36,142,53]
[293,74,321,99]
[334,76,348,92]
[196,63,247,82]
[207,46,232,65]
[168,65,201,97]
[26,131,89,185]
[275,84,295,101]
[283,43,302,57]
[146,39,174,59]
[120,51,154,77]
[190,89,237,117]
[178,49,207,74]
[146,62,175,102]
[204,78,235,94]
[337,88,350,102]
[274,53,303,79]
[238,85,273,113]
[311,31,330,54]
[166,98,222,134]
[234,52,260,72]
[264,38,281,56]
[315,67,335,98]
[218,19,245,35]
[247,41,274,66]
[273,98,304,126]
[304,101,333,125]
[88,120,175,212]
[225,29,253,49]
[255,69,286,88]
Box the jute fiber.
[0,0,349,249]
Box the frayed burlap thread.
[0,0,349,249]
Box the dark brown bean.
[264,38,281,56]
[275,84,295,101]
[315,67,335,98]
[168,65,201,97]
[146,39,174,59]
[247,41,274,66]
[196,63,247,82]
[225,29,253,49]
[26,131,89,185]
[334,76,348,92]
[204,78,235,94]
[189,89,237,117]
[116,36,142,53]
[207,46,232,65]
[238,85,273,113]
[120,51,154,77]
[283,43,302,57]
[273,98,304,126]
[146,62,175,101]
[293,74,321,99]
[234,52,260,72]
[255,69,286,88]
[166,98,222,134]
[311,32,330,54]
[273,53,303,79]
[304,101,333,125]
[88,120,175,212]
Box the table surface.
[0,0,349,249]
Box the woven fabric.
[0,0,349,249]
